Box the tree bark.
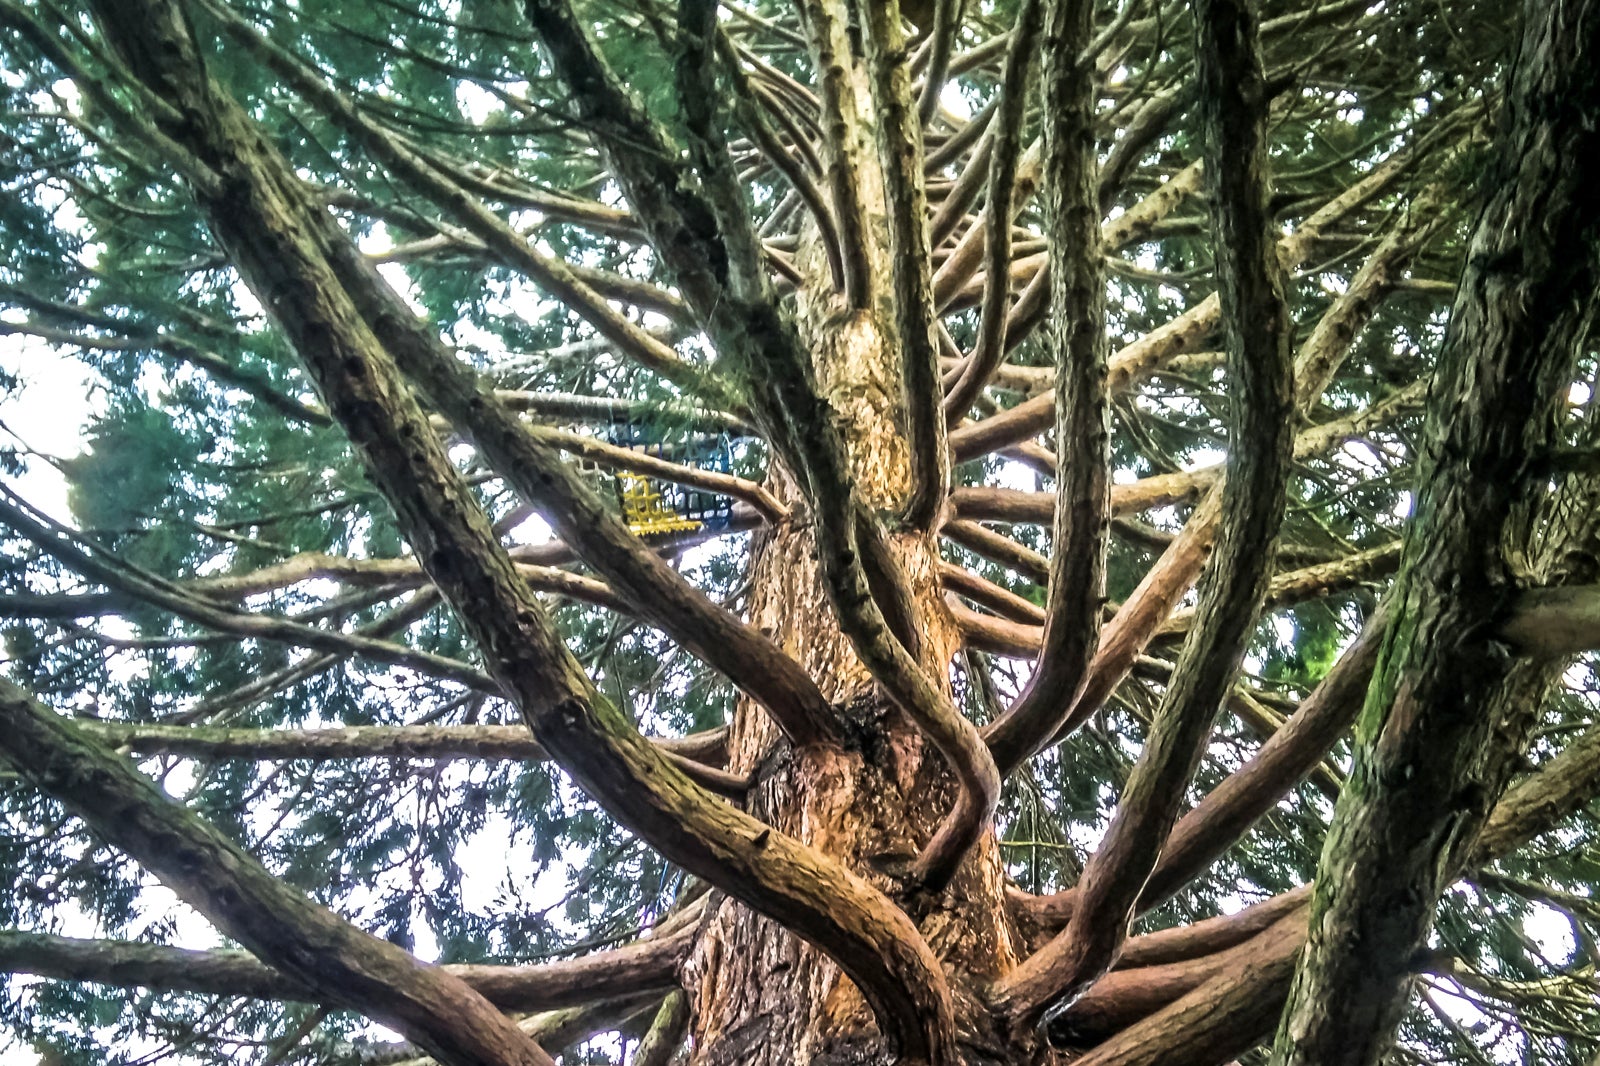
[684,287,1029,1066]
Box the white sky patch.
[505,511,555,545]
[938,81,973,121]
[0,337,97,523]
[377,262,431,315]
[1523,903,1578,964]
[455,80,502,125]
[358,221,394,256]
[994,457,1041,492]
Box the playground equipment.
[607,420,736,537]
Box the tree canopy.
[2,0,1600,1064]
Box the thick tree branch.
[795,0,873,308]
[940,0,1043,424]
[0,679,557,1066]
[1467,718,1600,868]
[1043,905,1312,1048]
[862,0,949,530]
[1015,610,1386,935]
[1047,701,1600,1063]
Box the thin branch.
[713,33,845,291]
[195,0,712,398]
[915,0,964,126]
[0,922,693,1013]
[0,490,496,694]
[77,723,743,796]
[538,426,789,525]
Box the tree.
[1,0,1599,1062]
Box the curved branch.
[0,678,557,1066]
[915,0,964,126]
[796,0,874,308]
[713,35,845,291]
[947,134,1433,464]
[862,0,949,530]
[1047,703,1600,1064]
[941,0,1044,424]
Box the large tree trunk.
[684,296,1029,1064]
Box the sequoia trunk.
[683,300,1027,1064]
